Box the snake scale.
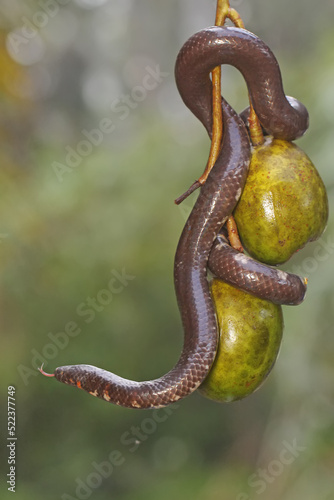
[43,27,309,409]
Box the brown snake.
[41,26,309,408]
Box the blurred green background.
[0,1,334,499]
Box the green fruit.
[234,138,328,265]
[199,279,283,403]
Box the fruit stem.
[175,0,248,252]
[227,6,245,27]
[248,102,265,146]
[225,7,265,147]
[175,0,229,206]
[174,0,260,254]
[226,215,244,252]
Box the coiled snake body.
[49,27,309,409]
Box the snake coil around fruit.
[43,26,309,409]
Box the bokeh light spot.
[6,30,45,66]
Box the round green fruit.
[199,279,283,403]
[233,138,328,265]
